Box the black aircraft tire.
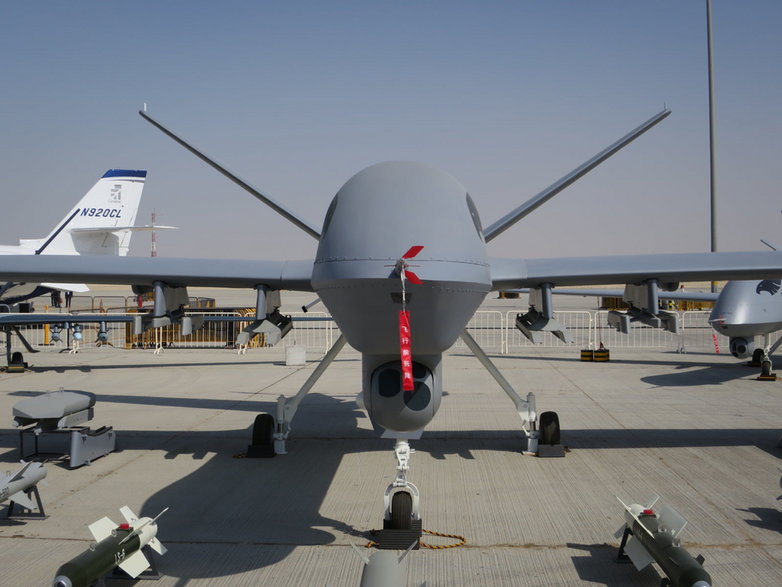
[251,413,275,446]
[390,491,413,530]
[540,411,561,445]
[752,348,764,364]
[10,351,24,365]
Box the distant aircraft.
[0,169,148,307]
[709,279,782,376]
[527,277,782,378]
[2,107,782,531]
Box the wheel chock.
[370,519,422,550]
[537,444,566,457]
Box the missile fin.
[120,505,139,524]
[616,496,654,538]
[148,536,167,556]
[350,543,371,565]
[657,503,687,538]
[623,535,655,571]
[398,539,417,563]
[88,516,117,542]
[8,490,36,510]
[7,462,32,483]
[150,507,169,524]
[118,550,150,578]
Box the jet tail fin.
[482,109,671,243]
[139,108,321,240]
[31,169,147,256]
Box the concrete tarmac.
[1,303,781,585]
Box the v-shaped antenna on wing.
[483,108,671,243]
[139,108,321,240]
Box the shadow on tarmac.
[453,351,763,387]
[98,393,372,581]
[737,506,782,534]
[0,385,778,581]
[567,542,664,586]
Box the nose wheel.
[389,491,413,530]
[373,439,423,549]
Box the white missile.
[0,461,47,510]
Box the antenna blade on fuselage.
[483,108,671,243]
[139,109,321,240]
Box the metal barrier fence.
[283,312,335,354]
[4,308,774,358]
[593,310,679,349]
[128,312,247,350]
[453,311,505,353]
[680,311,726,353]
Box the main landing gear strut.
[2,326,36,372]
[246,334,347,458]
[459,330,564,456]
[751,334,782,381]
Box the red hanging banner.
[399,310,414,391]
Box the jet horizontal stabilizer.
[70,224,177,233]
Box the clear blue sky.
[1,1,780,261]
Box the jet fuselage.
[311,161,491,356]
[710,279,782,338]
